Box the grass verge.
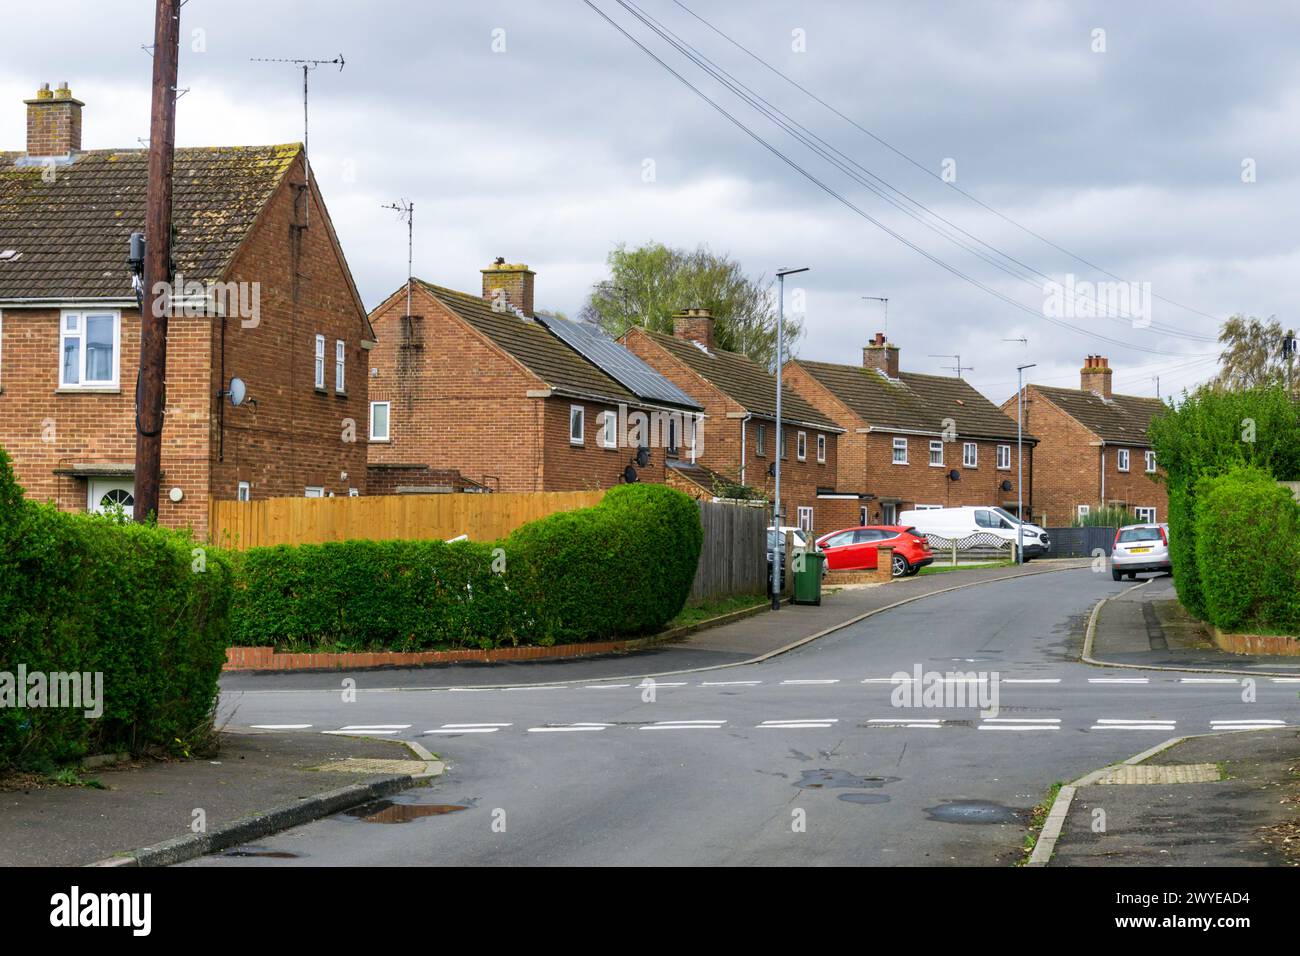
[1019,781,1064,865]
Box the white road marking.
[1210,719,1286,729]
[447,687,489,692]
[759,719,839,725]
[780,679,840,685]
[323,730,398,736]
[862,678,914,683]
[978,718,1060,731]
[640,721,726,730]
[585,684,631,689]
[1269,678,1300,683]
[866,718,944,729]
[424,727,500,734]
[505,686,566,692]
[443,723,513,728]
[643,682,689,687]
[1089,678,1149,684]
[981,718,1061,723]
[1090,718,1176,730]
[527,723,608,733]
[250,724,312,730]
[700,680,762,686]
[1179,678,1240,683]
[340,725,411,730]
[1002,679,1062,684]
[759,723,836,729]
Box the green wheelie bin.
[792,551,825,606]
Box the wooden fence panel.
[689,500,766,602]
[209,490,607,550]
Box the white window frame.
[892,437,908,465]
[796,430,807,461]
[59,309,121,389]
[1145,450,1156,473]
[305,486,325,498]
[334,339,345,393]
[348,487,360,498]
[929,440,944,468]
[236,481,251,502]
[600,409,617,449]
[1076,504,1091,519]
[369,401,391,442]
[997,444,1011,470]
[756,422,767,457]
[963,442,978,468]
[314,334,326,390]
[816,433,826,464]
[1134,506,1157,523]
[1117,448,1130,472]
[569,404,585,445]
[796,506,813,533]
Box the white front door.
[88,478,135,518]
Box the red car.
[815,525,934,577]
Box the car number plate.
[1130,547,1151,554]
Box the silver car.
[1110,523,1171,580]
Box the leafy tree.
[1214,315,1298,393]
[1148,385,1300,617]
[580,242,802,368]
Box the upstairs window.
[334,340,346,392]
[601,410,617,449]
[314,334,326,390]
[796,431,807,461]
[369,401,391,442]
[929,440,944,467]
[756,423,767,457]
[892,437,908,464]
[1117,448,1130,472]
[816,434,826,464]
[1145,450,1156,473]
[963,442,978,468]
[569,405,585,445]
[60,310,120,388]
[997,444,1011,470]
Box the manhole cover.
[310,758,427,775]
[1097,763,1221,785]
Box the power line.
[620,0,1212,343]
[582,0,1185,356]
[668,0,1225,330]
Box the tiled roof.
[415,280,647,407]
[637,328,841,431]
[0,145,301,300]
[1034,385,1167,446]
[797,360,1029,441]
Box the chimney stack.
[672,307,715,350]
[25,82,83,157]
[862,331,900,378]
[1080,355,1112,399]
[480,258,535,318]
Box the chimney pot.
[1080,354,1113,398]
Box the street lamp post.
[1016,363,1036,565]
[772,266,809,610]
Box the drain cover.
[310,758,428,775]
[1097,763,1221,785]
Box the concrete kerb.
[86,736,445,868]
[1026,729,1273,867]
[228,560,1090,695]
[1081,577,1299,679]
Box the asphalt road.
[195,569,1300,866]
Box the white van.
[897,506,1050,559]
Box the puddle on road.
[924,800,1023,825]
[222,848,300,859]
[838,792,891,805]
[794,769,899,790]
[344,799,467,824]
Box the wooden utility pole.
[134,0,181,523]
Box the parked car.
[766,525,812,592]
[1110,523,1171,580]
[898,506,1050,558]
[815,525,934,577]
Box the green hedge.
[1193,466,1300,634]
[0,449,233,770]
[229,482,704,650]
[1149,385,1300,618]
[230,539,523,650]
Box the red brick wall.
[207,157,371,509]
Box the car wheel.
[1111,568,1122,581]
[891,554,909,577]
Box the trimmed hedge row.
[1193,466,1300,634]
[229,483,704,650]
[0,449,233,770]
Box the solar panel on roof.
[535,314,701,409]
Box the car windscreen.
[1118,528,1162,542]
[992,507,1023,525]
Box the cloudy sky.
[3,0,1295,403]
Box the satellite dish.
[636,446,650,468]
[1000,479,1013,492]
[227,377,247,407]
[948,469,961,482]
[623,465,639,483]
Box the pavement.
[1089,574,1300,674]
[0,731,431,867]
[1051,727,1300,866]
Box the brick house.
[0,84,374,537]
[620,310,854,537]
[365,262,703,493]
[1000,355,1167,525]
[784,333,1035,523]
